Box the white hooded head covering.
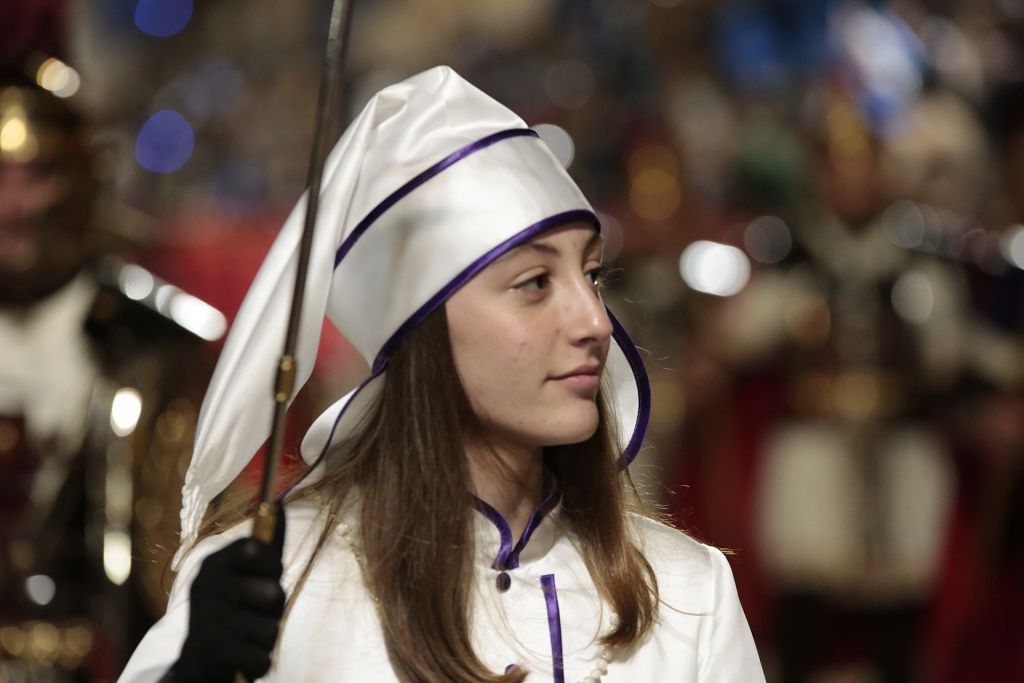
[175,66,650,567]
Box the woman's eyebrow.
[496,232,604,263]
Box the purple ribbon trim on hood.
[333,128,540,269]
[609,311,651,466]
[371,209,599,374]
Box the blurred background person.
[658,1,1023,681]
[923,78,1024,683]
[0,3,222,680]
[701,82,978,682]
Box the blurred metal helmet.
[0,63,96,306]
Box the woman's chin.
[541,412,600,447]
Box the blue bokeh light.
[135,110,195,173]
[134,0,194,38]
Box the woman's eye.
[516,273,549,291]
[587,264,610,288]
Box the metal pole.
[251,0,355,546]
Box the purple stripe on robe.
[540,573,565,683]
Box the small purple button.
[496,571,511,592]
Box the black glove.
[172,504,287,682]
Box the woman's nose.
[566,279,613,345]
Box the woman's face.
[446,222,612,451]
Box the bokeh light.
[119,265,155,301]
[35,58,81,98]
[25,575,56,606]
[0,116,30,156]
[744,215,793,264]
[134,110,195,173]
[533,123,575,169]
[110,388,143,437]
[134,0,194,38]
[628,144,682,221]
[1000,224,1024,270]
[679,241,751,297]
[883,200,926,249]
[167,291,228,341]
[834,2,924,127]
[597,211,624,263]
[103,530,132,586]
[892,270,935,324]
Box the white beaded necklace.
[578,650,612,683]
[574,612,618,683]
[337,522,615,682]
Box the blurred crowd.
[1,0,1023,681]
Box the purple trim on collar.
[608,311,651,466]
[470,496,514,569]
[540,574,566,683]
[333,128,540,269]
[470,488,563,571]
[509,487,562,567]
[371,209,599,374]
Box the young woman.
[119,67,764,683]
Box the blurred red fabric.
[0,0,69,66]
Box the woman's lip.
[551,365,602,380]
[555,373,601,392]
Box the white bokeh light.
[999,224,1024,270]
[679,241,751,297]
[36,57,81,98]
[168,292,228,341]
[533,123,575,169]
[119,265,155,301]
[110,388,143,437]
[25,575,56,606]
[103,530,132,586]
[892,270,934,324]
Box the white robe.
[119,499,764,682]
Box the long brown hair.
[199,304,659,682]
